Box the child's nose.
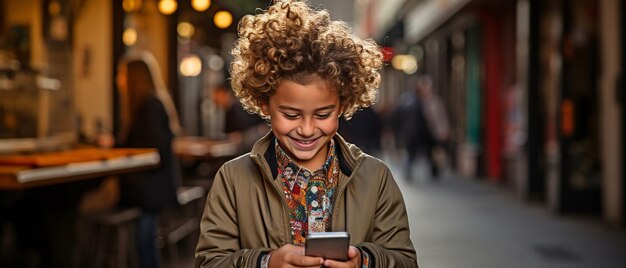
[297,118,316,137]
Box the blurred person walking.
[392,76,433,182]
[115,50,182,268]
[338,106,383,156]
[416,74,450,179]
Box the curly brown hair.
[230,0,383,119]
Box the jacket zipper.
[331,139,361,222]
[331,156,364,231]
[252,154,292,244]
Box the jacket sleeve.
[194,164,271,267]
[357,165,419,268]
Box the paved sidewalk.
[390,165,626,268]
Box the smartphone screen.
[305,231,350,261]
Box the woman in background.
[116,51,182,268]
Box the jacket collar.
[252,131,361,180]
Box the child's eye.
[283,113,299,119]
[315,113,331,119]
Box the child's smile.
[262,75,341,171]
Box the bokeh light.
[158,0,177,15]
[180,54,203,77]
[123,27,138,46]
[177,22,195,38]
[122,0,142,12]
[214,11,233,29]
[191,0,211,12]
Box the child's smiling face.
[261,75,342,170]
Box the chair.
[74,207,142,268]
[157,186,205,266]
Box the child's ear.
[260,103,270,117]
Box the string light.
[180,55,203,77]
[158,0,177,15]
[214,11,233,29]
[123,27,138,46]
[191,0,211,12]
[177,22,195,38]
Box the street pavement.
[389,160,626,268]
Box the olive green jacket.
[195,133,418,267]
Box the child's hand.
[269,244,324,268]
[321,246,361,268]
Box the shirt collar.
[275,138,336,175]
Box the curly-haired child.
[195,1,418,267]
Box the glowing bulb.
[214,11,233,29]
[180,55,202,77]
[177,22,195,38]
[401,55,418,75]
[158,0,177,15]
[191,0,211,12]
[391,55,405,70]
[123,27,138,46]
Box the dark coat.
[392,91,433,152]
[338,107,382,154]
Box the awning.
[373,0,408,39]
[358,0,411,40]
[404,0,472,43]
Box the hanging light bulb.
[123,27,138,46]
[177,22,195,38]
[191,0,211,12]
[214,10,233,29]
[180,54,203,77]
[158,0,177,15]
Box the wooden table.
[173,136,238,160]
[0,148,160,190]
[173,136,240,190]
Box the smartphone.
[305,231,350,261]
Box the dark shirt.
[338,107,382,154]
[392,91,433,151]
[225,101,264,134]
[118,95,180,212]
